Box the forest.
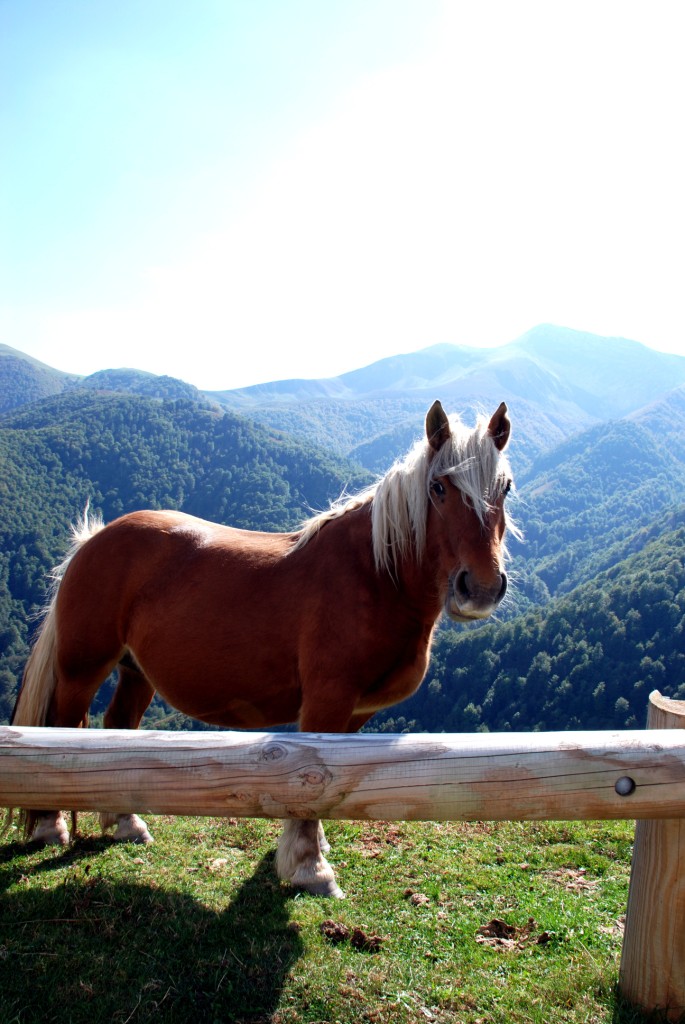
[371,518,685,734]
[1,338,684,732]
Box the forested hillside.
[0,344,210,415]
[1,336,684,734]
[0,344,78,414]
[511,414,685,605]
[367,518,685,734]
[0,391,370,723]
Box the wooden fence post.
[620,691,685,1021]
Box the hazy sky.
[1,1,684,390]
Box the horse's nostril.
[455,570,471,599]
[454,570,507,605]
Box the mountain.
[0,344,79,414]
[1,327,684,732]
[210,325,684,409]
[629,383,685,461]
[5,326,685,473]
[509,403,685,604]
[206,326,685,471]
[0,345,212,416]
[508,325,685,417]
[209,326,685,413]
[77,368,212,405]
[211,343,485,405]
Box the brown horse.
[11,400,516,897]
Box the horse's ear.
[426,400,451,452]
[487,402,511,451]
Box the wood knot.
[260,743,287,762]
[299,767,331,788]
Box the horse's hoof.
[33,829,70,847]
[292,874,345,898]
[32,818,70,847]
[308,880,345,899]
[119,829,153,845]
[321,882,345,899]
[112,814,154,845]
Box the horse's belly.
[146,669,303,728]
[188,692,302,729]
[126,631,302,728]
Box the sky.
[1,0,684,391]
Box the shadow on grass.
[612,996,685,1024]
[0,832,120,870]
[1,835,678,1024]
[612,994,685,1024]
[0,846,303,1024]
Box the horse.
[10,399,516,898]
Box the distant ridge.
[0,346,211,415]
[206,325,685,418]
[0,343,79,414]
[4,326,685,469]
[2,327,685,733]
[201,326,685,466]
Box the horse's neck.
[336,503,446,626]
[393,550,446,625]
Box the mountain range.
[5,325,685,462]
[1,324,684,730]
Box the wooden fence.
[1,689,684,1020]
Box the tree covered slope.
[0,391,370,723]
[367,518,685,734]
[2,333,684,734]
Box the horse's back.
[53,509,307,721]
[58,508,297,630]
[88,508,292,552]
[66,509,290,573]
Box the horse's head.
[425,399,514,622]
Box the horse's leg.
[317,820,330,854]
[275,705,375,898]
[100,658,156,844]
[276,818,342,897]
[316,711,374,857]
[30,662,115,845]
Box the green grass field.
[0,814,672,1023]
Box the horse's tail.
[12,504,105,729]
[11,594,59,730]
[5,506,105,839]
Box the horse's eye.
[503,480,512,497]
[432,480,446,498]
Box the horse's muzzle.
[445,570,507,622]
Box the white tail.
[11,505,105,728]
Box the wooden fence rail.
[1,690,684,1020]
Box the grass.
[0,814,676,1023]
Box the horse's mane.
[294,411,517,573]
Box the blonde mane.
[294,411,517,574]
